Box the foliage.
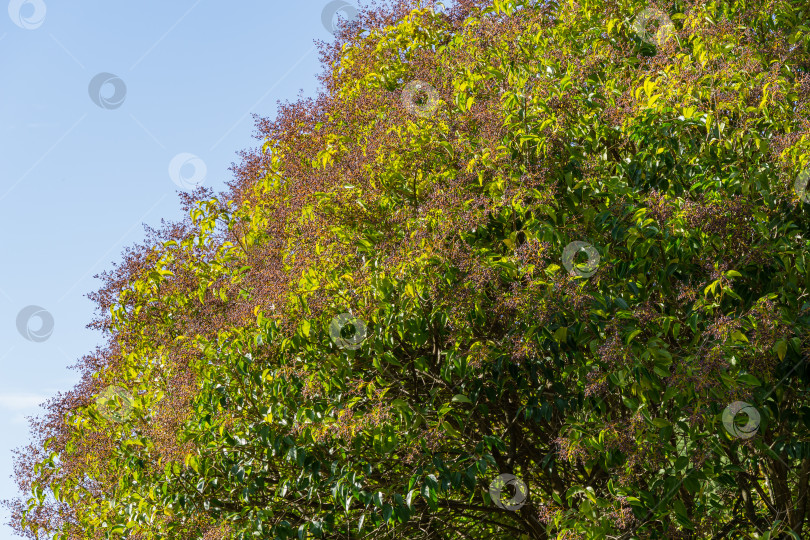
[6,0,810,538]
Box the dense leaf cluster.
[6,0,810,538]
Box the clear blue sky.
[0,1,360,536]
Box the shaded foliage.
[6,0,810,538]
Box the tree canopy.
[6,0,810,538]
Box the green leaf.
[776,340,788,361]
[738,374,761,387]
[731,330,749,343]
[626,329,642,344]
[683,476,700,494]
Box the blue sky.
[0,1,361,536]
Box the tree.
[6,0,810,537]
